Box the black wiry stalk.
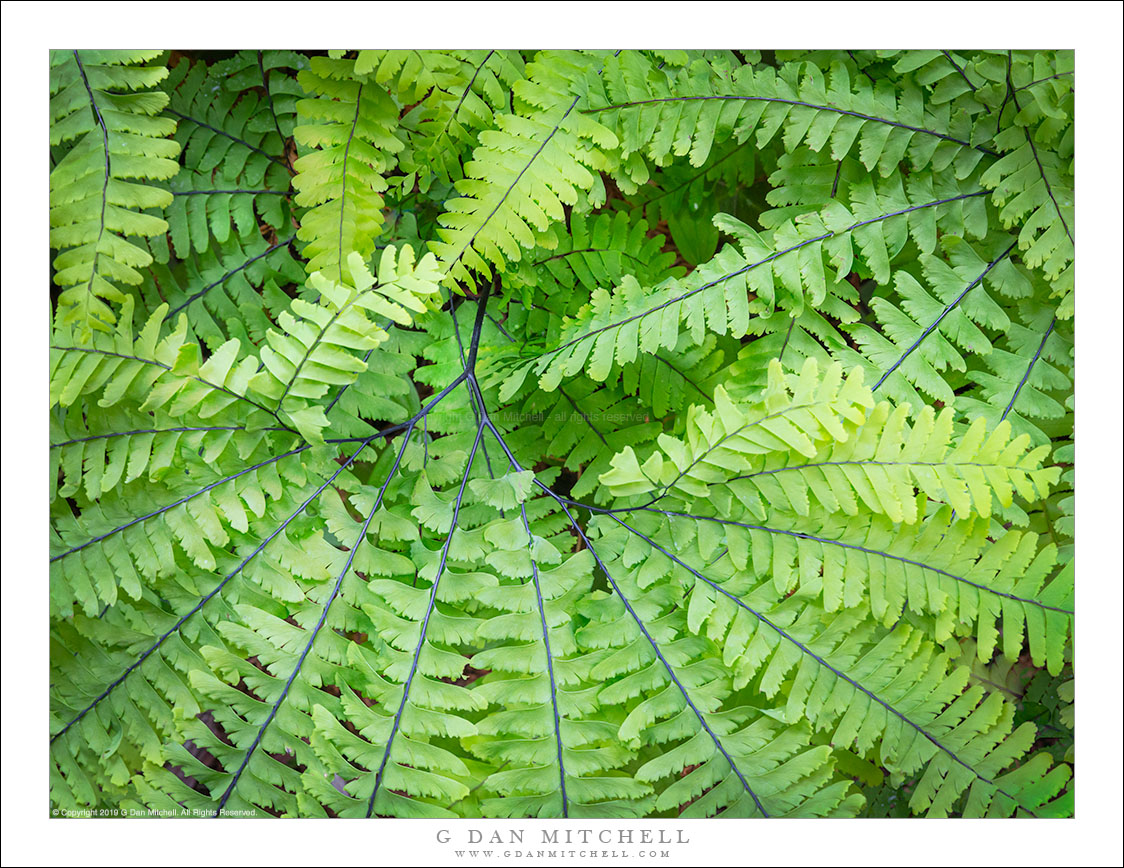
[472,293,612,449]
[633,145,743,211]
[50,48,1070,821]
[520,497,569,817]
[164,239,294,320]
[447,275,1063,818]
[323,346,375,417]
[447,285,472,369]
[777,315,797,363]
[652,355,714,405]
[874,242,1017,392]
[846,50,875,84]
[438,51,615,291]
[49,365,468,564]
[533,247,649,268]
[1001,317,1057,422]
[214,427,415,815]
[1015,71,1074,93]
[560,386,610,445]
[732,457,1035,482]
[448,279,499,482]
[941,51,979,95]
[996,53,1016,138]
[322,315,399,419]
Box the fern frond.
[603,360,1062,588]
[976,51,1074,306]
[587,360,1070,670]
[209,49,308,141]
[50,50,181,334]
[957,305,1073,446]
[292,55,405,278]
[503,186,992,398]
[50,296,286,432]
[590,54,993,184]
[884,50,991,109]
[247,248,441,442]
[840,238,1019,407]
[142,235,304,350]
[980,121,1073,295]
[507,209,680,309]
[358,49,528,187]
[582,514,1070,817]
[163,57,295,257]
[323,328,430,440]
[571,506,861,818]
[429,51,618,289]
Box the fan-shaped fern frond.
[579,515,1070,818]
[47,47,1077,824]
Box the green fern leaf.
[50,50,181,334]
